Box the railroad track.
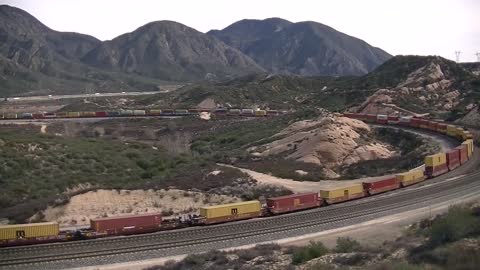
[1,167,480,269]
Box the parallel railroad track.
[1,168,480,269]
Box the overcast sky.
[4,0,480,62]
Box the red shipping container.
[410,118,421,128]
[426,163,448,178]
[32,113,45,119]
[362,177,400,195]
[95,111,107,117]
[343,113,356,118]
[376,115,388,124]
[427,121,438,131]
[388,116,399,121]
[267,193,321,214]
[91,213,162,235]
[456,145,468,164]
[446,149,460,171]
[344,113,367,121]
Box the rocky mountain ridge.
[81,20,264,82]
[208,18,392,76]
[1,5,392,95]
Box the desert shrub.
[335,237,363,253]
[444,245,480,270]
[292,241,329,265]
[426,206,479,247]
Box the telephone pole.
[455,51,461,63]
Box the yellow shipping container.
[446,125,457,137]
[462,139,473,158]
[80,111,96,117]
[425,153,447,167]
[319,184,364,199]
[0,222,59,241]
[455,128,465,139]
[200,201,261,219]
[149,109,162,115]
[462,131,473,140]
[66,112,80,118]
[396,170,425,185]
[255,110,266,116]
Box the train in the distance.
[0,113,475,248]
[0,108,286,120]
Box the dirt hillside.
[248,116,396,178]
[355,60,475,117]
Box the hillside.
[136,55,480,125]
[0,5,176,96]
[82,21,264,81]
[353,56,480,120]
[208,18,391,76]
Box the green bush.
[292,241,329,265]
[427,206,479,247]
[335,237,363,253]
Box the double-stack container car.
[447,125,457,137]
[462,139,474,158]
[425,153,448,177]
[376,114,388,124]
[456,144,469,164]
[319,184,365,204]
[396,169,425,186]
[362,177,400,195]
[446,149,461,171]
[266,193,321,214]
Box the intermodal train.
[0,113,475,248]
[0,108,285,120]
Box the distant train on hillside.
[0,113,475,248]
[0,108,286,120]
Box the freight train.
[0,108,285,120]
[0,113,475,248]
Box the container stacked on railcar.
[90,213,162,235]
[0,222,61,247]
[446,149,461,171]
[199,201,262,224]
[362,176,400,195]
[425,153,448,178]
[396,169,425,187]
[266,193,321,214]
[319,184,365,204]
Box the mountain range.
[208,18,391,76]
[0,5,391,96]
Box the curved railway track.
[1,158,479,269]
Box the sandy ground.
[221,164,399,193]
[40,189,239,227]
[71,176,480,270]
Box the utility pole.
[455,51,461,63]
[476,52,480,62]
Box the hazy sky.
[3,0,480,62]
